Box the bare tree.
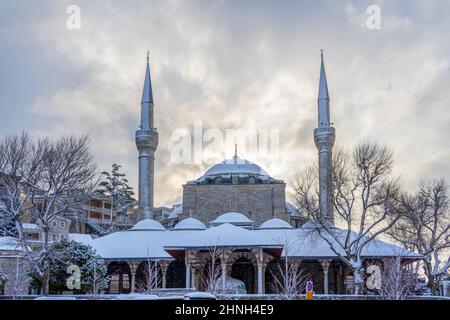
[270,234,307,299]
[379,255,417,300]
[0,132,97,295]
[293,143,403,294]
[388,179,449,294]
[135,251,160,294]
[270,260,307,300]
[0,257,31,299]
[84,259,110,298]
[200,246,224,295]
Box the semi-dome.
[130,219,166,231]
[172,217,207,231]
[211,212,254,226]
[259,218,293,230]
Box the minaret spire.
[318,49,330,126]
[136,53,159,220]
[141,52,154,111]
[314,50,335,225]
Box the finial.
[147,50,149,63]
[320,49,324,61]
[234,144,238,157]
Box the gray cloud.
[0,0,449,206]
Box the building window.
[51,234,57,242]
[60,234,65,241]
[52,221,57,227]
[60,221,65,228]
[90,211,101,219]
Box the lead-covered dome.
[188,154,284,185]
[259,218,293,230]
[172,217,207,231]
[130,219,166,231]
[211,212,254,226]
[204,155,269,177]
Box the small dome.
[259,218,293,230]
[211,212,254,226]
[172,217,207,231]
[130,219,165,231]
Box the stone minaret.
[135,53,158,220]
[313,50,335,225]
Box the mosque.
[88,53,421,296]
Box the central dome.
[191,155,276,185]
[204,155,269,177]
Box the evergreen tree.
[95,164,136,227]
[33,240,109,294]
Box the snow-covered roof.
[91,229,196,260]
[259,218,293,230]
[172,217,207,231]
[168,204,182,219]
[210,212,254,226]
[0,237,24,252]
[193,155,272,183]
[68,233,95,246]
[285,202,300,216]
[89,220,421,261]
[205,156,268,176]
[165,223,283,250]
[130,219,166,231]
[255,225,423,259]
[22,223,40,230]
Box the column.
[257,248,264,295]
[160,261,169,289]
[219,251,231,291]
[129,262,139,293]
[185,263,191,289]
[185,250,192,289]
[320,260,330,294]
[191,266,197,290]
[221,262,226,290]
[257,263,263,295]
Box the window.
[60,221,65,228]
[60,234,65,241]
[51,234,57,242]
[90,211,101,219]
[52,221,57,227]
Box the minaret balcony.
[135,128,158,150]
[314,126,335,149]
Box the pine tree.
[95,164,136,228]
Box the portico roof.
[164,223,283,258]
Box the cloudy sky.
[0,0,449,207]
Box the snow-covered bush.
[31,240,109,294]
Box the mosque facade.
[87,54,421,296]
